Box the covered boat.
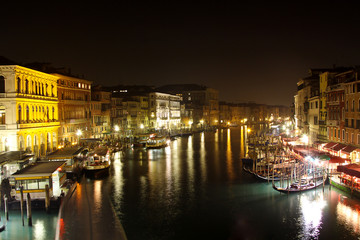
[84,147,110,178]
[146,136,168,149]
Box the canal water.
[109,127,360,240]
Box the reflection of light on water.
[200,132,207,183]
[240,126,245,158]
[112,152,123,209]
[165,142,172,188]
[337,198,360,233]
[187,136,195,196]
[300,194,326,238]
[94,180,102,210]
[226,128,234,180]
[34,220,46,240]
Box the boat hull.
[84,164,110,178]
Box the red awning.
[341,145,359,154]
[337,163,359,172]
[323,142,337,149]
[330,156,350,164]
[338,164,360,178]
[331,143,347,151]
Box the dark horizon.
[2,1,360,106]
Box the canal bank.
[55,176,127,240]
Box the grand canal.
[109,127,360,240]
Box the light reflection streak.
[200,132,207,184]
[112,152,123,210]
[240,126,245,158]
[187,136,195,197]
[165,143,172,195]
[299,193,326,239]
[337,197,360,233]
[93,180,102,211]
[226,128,234,180]
[34,220,46,240]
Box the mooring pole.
[26,193,32,226]
[20,186,24,226]
[4,195,8,221]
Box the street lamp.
[76,129,82,145]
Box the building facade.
[54,73,92,146]
[0,65,60,157]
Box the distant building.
[53,73,92,146]
[91,85,111,138]
[148,92,181,133]
[156,84,219,129]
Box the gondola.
[272,176,325,193]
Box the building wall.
[0,65,60,156]
[54,73,92,146]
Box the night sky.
[2,1,360,106]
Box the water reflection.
[111,151,124,217]
[111,129,360,240]
[226,128,234,180]
[337,196,360,233]
[299,193,326,239]
[33,220,46,240]
[200,132,206,184]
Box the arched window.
[17,77,21,93]
[18,105,22,123]
[52,107,55,120]
[45,83,48,96]
[0,76,5,93]
[25,79,29,94]
[26,105,30,122]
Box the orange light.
[57,167,62,172]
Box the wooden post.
[26,193,32,226]
[4,195,8,221]
[45,184,50,213]
[20,186,24,226]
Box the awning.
[337,164,360,178]
[329,155,349,164]
[341,145,359,154]
[331,143,347,151]
[323,142,337,149]
[337,163,359,172]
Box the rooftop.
[12,161,66,176]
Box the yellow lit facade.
[0,65,60,157]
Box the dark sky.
[2,1,360,106]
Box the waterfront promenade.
[55,176,127,240]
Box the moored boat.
[146,136,168,149]
[272,176,326,193]
[84,147,111,178]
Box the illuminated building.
[91,85,111,138]
[156,84,219,129]
[0,64,60,157]
[343,69,360,146]
[149,92,181,133]
[53,73,92,146]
